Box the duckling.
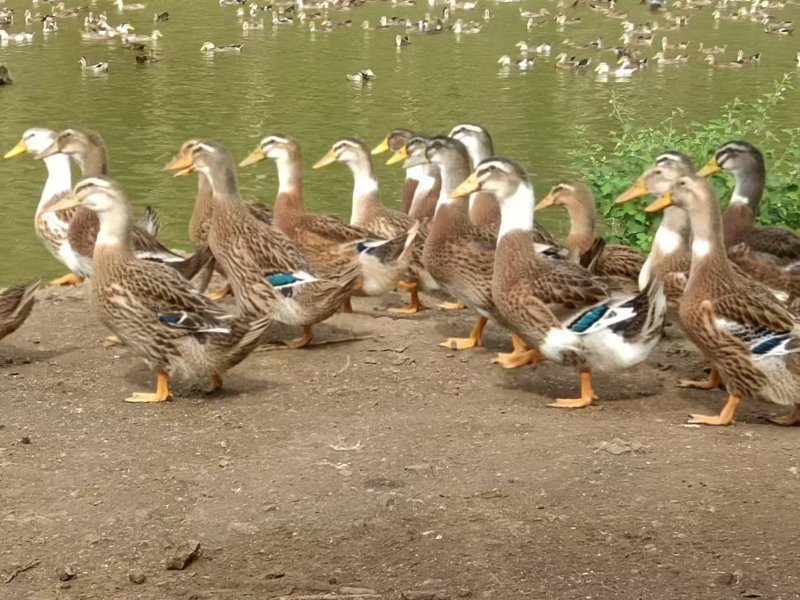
[454,158,666,408]
[200,42,244,53]
[167,141,358,348]
[639,174,800,426]
[537,181,645,283]
[79,56,109,74]
[0,280,40,342]
[47,177,270,403]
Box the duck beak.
[371,137,391,155]
[697,156,721,177]
[614,178,649,204]
[645,191,672,213]
[312,148,336,169]
[535,192,556,211]
[34,140,60,160]
[3,139,27,159]
[47,193,80,213]
[450,173,480,199]
[239,147,265,167]
[385,146,409,166]
[164,153,195,176]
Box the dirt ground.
[2,283,800,600]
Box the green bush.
[569,74,800,251]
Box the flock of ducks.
[2,122,800,429]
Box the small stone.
[56,566,76,581]
[264,569,285,580]
[340,587,377,595]
[457,589,472,598]
[364,358,379,365]
[713,572,734,585]
[128,571,146,585]
[20,436,31,445]
[404,463,433,476]
[741,591,761,598]
[165,540,201,570]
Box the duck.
[554,53,591,69]
[371,128,441,215]
[243,18,265,30]
[239,134,419,300]
[135,53,159,64]
[448,123,501,231]
[395,34,410,47]
[0,65,11,85]
[154,11,169,22]
[0,280,41,342]
[651,51,689,65]
[454,157,666,408]
[47,177,271,403]
[314,138,437,313]
[386,135,442,223]
[451,18,481,34]
[698,141,800,262]
[705,54,745,68]
[0,30,35,43]
[79,57,109,74]
[167,140,358,348]
[114,0,146,11]
[639,174,800,426]
[122,29,163,44]
[4,128,78,285]
[346,69,376,82]
[35,128,207,283]
[536,181,645,283]
[200,42,244,53]
[594,61,635,77]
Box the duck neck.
[39,153,73,214]
[728,162,765,212]
[434,158,472,216]
[346,157,380,225]
[498,183,535,240]
[563,200,595,253]
[75,144,109,177]
[95,203,134,259]
[207,164,245,211]
[640,206,690,288]
[686,197,733,283]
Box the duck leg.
[389,281,423,314]
[340,297,354,313]
[125,370,171,403]
[209,374,223,393]
[439,315,488,350]
[206,283,233,301]
[285,325,313,349]
[51,273,85,286]
[492,333,544,369]
[548,369,598,409]
[768,405,800,426]
[437,300,466,310]
[678,368,721,390]
[687,394,740,426]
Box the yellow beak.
[386,146,408,166]
[697,156,721,177]
[312,148,336,169]
[4,139,27,159]
[645,191,672,213]
[47,193,80,213]
[371,137,390,155]
[614,178,649,204]
[535,192,556,212]
[449,173,480,199]
[239,147,266,168]
[164,153,195,176]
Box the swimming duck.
[79,57,109,74]
[594,60,635,77]
[114,0,146,11]
[537,181,645,283]
[122,29,163,44]
[0,65,11,85]
[36,128,205,282]
[0,30,35,43]
[167,140,358,348]
[372,128,441,215]
[200,42,244,53]
[239,134,418,300]
[48,177,271,402]
[0,280,40,342]
[395,34,410,47]
[242,19,265,31]
[346,69,376,82]
[698,141,800,262]
[454,157,666,408]
[154,12,169,22]
[651,51,689,65]
[314,138,436,313]
[640,174,800,426]
[555,53,591,69]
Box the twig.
[4,559,40,583]
[257,335,374,352]
[332,355,352,377]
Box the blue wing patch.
[568,305,611,333]
[266,273,297,287]
[751,333,792,355]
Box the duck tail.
[137,206,163,236]
[235,314,272,351]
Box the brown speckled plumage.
[0,280,40,341]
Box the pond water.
[0,0,798,284]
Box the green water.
[1,0,798,284]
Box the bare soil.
[2,284,800,600]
